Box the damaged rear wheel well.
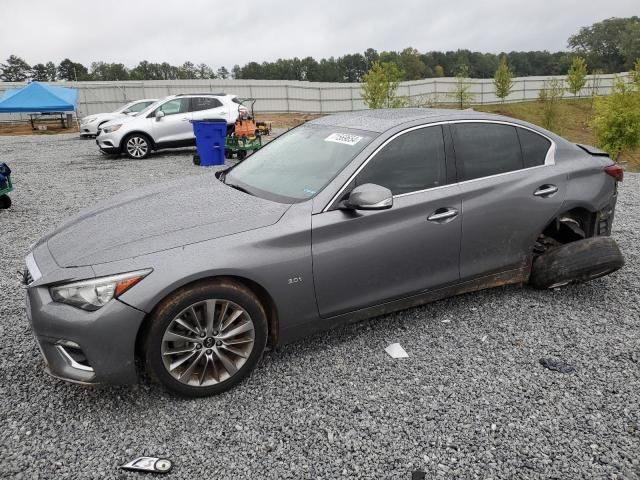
[534,207,597,255]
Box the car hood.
[83,113,124,123]
[101,114,138,128]
[46,173,291,267]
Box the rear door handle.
[427,207,459,222]
[534,184,558,197]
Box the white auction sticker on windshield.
[324,133,363,146]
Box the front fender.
[92,202,318,338]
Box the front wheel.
[144,280,268,397]
[124,134,152,159]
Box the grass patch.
[475,98,640,171]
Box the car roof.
[307,108,531,134]
[173,93,231,97]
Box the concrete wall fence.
[0,72,631,120]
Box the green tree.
[567,56,588,96]
[568,16,640,71]
[363,48,379,71]
[338,53,367,82]
[45,61,57,81]
[493,57,514,102]
[538,78,565,131]
[0,55,31,81]
[361,61,405,109]
[589,68,605,111]
[434,65,445,77]
[31,63,49,81]
[449,65,475,109]
[90,62,130,81]
[592,78,640,159]
[216,66,229,79]
[631,58,640,86]
[196,63,215,79]
[398,47,428,80]
[58,58,90,81]
[159,62,179,80]
[177,61,198,79]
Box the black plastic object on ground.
[539,357,576,374]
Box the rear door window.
[451,123,523,181]
[517,128,551,168]
[356,126,447,195]
[191,97,223,112]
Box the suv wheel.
[144,280,268,397]
[124,134,151,159]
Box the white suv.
[96,94,247,159]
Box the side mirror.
[155,110,165,120]
[343,183,393,210]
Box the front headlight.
[102,124,122,133]
[50,269,152,311]
[82,117,97,124]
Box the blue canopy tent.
[0,81,78,129]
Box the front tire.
[123,133,152,159]
[144,280,268,397]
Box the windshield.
[113,101,137,114]
[136,98,166,116]
[225,124,374,203]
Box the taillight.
[605,164,624,182]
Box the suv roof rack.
[174,93,226,97]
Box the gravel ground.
[1,134,639,479]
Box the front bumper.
[80,122,98,136]
[96,130,123,154]
[25,246,146,385]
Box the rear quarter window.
[191,97,223,111]
[517,128,552,168]
[451,123,523,181]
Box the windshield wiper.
[225,181,254,196]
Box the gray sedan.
[24,108,624,397]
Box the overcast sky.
[1,0,637,68]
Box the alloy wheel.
[160,299,255,387]
[126,136,149,158]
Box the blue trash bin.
[191,119,227,166]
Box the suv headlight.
[50,269,152,311]
[83,117,97,124]
[102,124,122,133]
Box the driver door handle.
[533,184,558,197]
[428,207,459,222]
